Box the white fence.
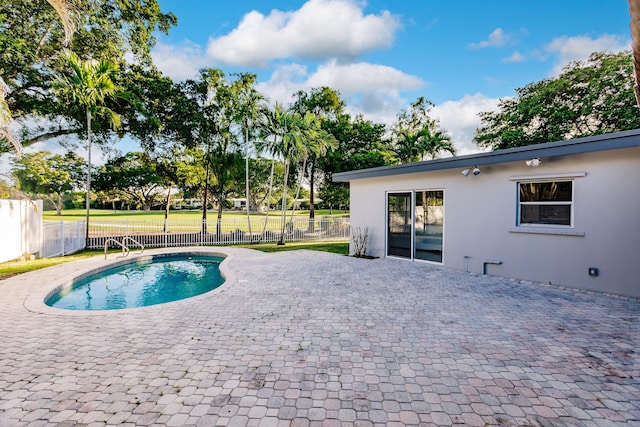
[41,220,86,258]
[88,216,350,249]
[0,200,42,263]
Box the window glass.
[519,182,572,202]
[414,191,443,262]
[387,193,412,258]
[519,181,572,226]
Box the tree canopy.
[474,51,640,150]
[0,0,176,152]
[11,150,85,214]
[390,96,455,163]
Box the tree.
[0,0,76,155]
[233,73,267,241]
[274,110,336,244]
[257,103,289,241]
[53,51,126,243]
[93,152,164,211]
[474,51,640,150]
[168,68,244,236]
[321,113,393,174]
[11,150,85,215]
[259,105,312,245]
[0,0,176,152]
[390,96,455,163]
[318,181,349,214]
[629,0,640,108]
[291,87,343,228]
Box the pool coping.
[23,247,239,316]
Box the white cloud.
[433,93,500,156]
[151,41,208,82]
[468,28,512,49]
[503,50,526,63]
[256,63,309,106]
[545,34,629,76]
[206,0,400,67]
[306,60,424,94]
[256,60,424,125]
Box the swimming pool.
[46,254,226,310]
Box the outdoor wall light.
[461,167,481,176]
[526,158,541,167]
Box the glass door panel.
[414,190,443,262]
[387,193,412,258]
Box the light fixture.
[461,169,470,176]
[526,158,541,167]
[472,167,481,176]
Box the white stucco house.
[333,129,640,298]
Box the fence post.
[59,220,65,256]
[78,220,84,251]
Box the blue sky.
[151,0,631,155]
[2,0,631,177]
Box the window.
[518,181,572,226]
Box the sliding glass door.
[414,190,443,262]
[387,193,412,257]
[387,190,444,262]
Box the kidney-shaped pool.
[46,254,226,310]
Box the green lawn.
[43,209,349,221]
[0,241,349,281]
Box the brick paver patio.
[0,247,638,426]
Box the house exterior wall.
[349,146,640,298]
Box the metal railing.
[104,237,145,259]
[89,216,350,250]
[39,216,349,257]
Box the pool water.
[46,255,225,310]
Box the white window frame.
[516,179,574,228]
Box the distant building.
[334,129,640,298]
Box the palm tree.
[391,96,455,163]
[53,50,125,244]
[46,0,78,45]
[256,103,287,242]
[234,75,266,242]
[276,112,309,245]
[287,113,337,228]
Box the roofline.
[332,129,640,182]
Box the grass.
[0,241,349,281]
[43,209,349,221]
[237,240,349,255]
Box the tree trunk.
[202,157,210,234]
[84,108,92,245]
[163,185,171,233]
[216,203,224,240]
[278,160,290,245]
[260,157,276,243]
[288,158,306,224]
[308,161,316,232]
[245,125,253,242]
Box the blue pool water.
[46,255,225,310]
